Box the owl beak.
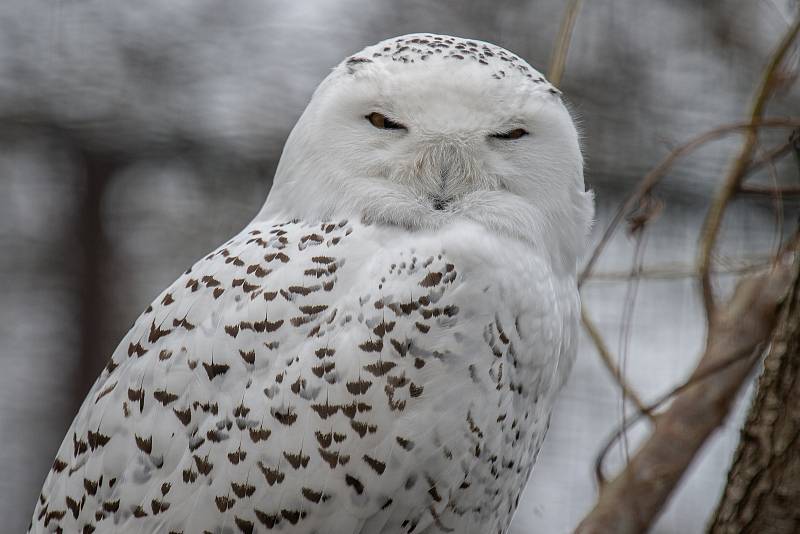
[430,171,454,211]
[414,138,473,211]
[429,194,450,211]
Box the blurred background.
[1,1,799,532]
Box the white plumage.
[31,34,592,534]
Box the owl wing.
[30,217,576,534]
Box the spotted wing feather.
[30,218,577,534]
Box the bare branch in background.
[578,117,800,288]
[739,184,800,195]
[586,256,774,281]
[548,0,583,86]
[573,14,800,534]
[575,256,798,534]
[581,306,649,415]
[698,17,800,318]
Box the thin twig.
[697,17,800,319]
[742,136,796,180]
[763,143,786,258]
[548,0,583,86]
[587,258,773,282]
[740,184,800,195]
[579,118,800,288]
[581,306,649,415]
[617,228,649,462]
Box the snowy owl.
[30,34,592,534]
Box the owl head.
[262,34,593,269]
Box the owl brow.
[345,56,374,74]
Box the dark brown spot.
[193,455,213,475]
[203,362,230,380]
[427,477,442,502]
[254,509,280,528]
[231,482,256,498]
[346,378,373,395]
[172,317,195,331]
[301,234,324,244]
[345,474,364,495]
[363,454,386,475]
[396,436,415,450]
[390,338,408,357]
[283,450,310,469]
[127,342,147,357]
[249,426,271,443]
[372,321,396,337]
[201,275,221,287]
[127,387,145,412]
[148,321,172,343]
[364,360,396,376]
[235,516,254,534]
[289,285,314,296]
[173,407,191,426]
[315,431,332,448]
[239,349,255,364]
[87,430,110,450]
[225,325,240,337]
[102,500,120,513]
[151,498,170,514]
[66,496,80,519]
[299,304,328,315]
[135,435,152,455]
[302,487,323,503]
[182,468,197,483]
[272,406,297,425]
[311,400,339,419]
[318,448,340,468]
[257,462,285,485]
[215,495,235,512]
[153,390,178,406]
[359,339,383,352]
[420,271,443,287]
[265,252,290,263]
[83,477,98,495]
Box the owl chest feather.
[31,217,577,534]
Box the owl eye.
[491,128,528,140]
[366,112,407,130]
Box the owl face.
[263,34,592,266]
[314,35,580,211]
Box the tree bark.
[708,253,800,533]
[75,149,118,406]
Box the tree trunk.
[75,150,118,405]
[708,254,800,533]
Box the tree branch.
[574,255,798,534]
[697,17,800,318]
[581,306,649,415]
[579,118,800,288]
[548,0,583,86]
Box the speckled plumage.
[31,34,592,534]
